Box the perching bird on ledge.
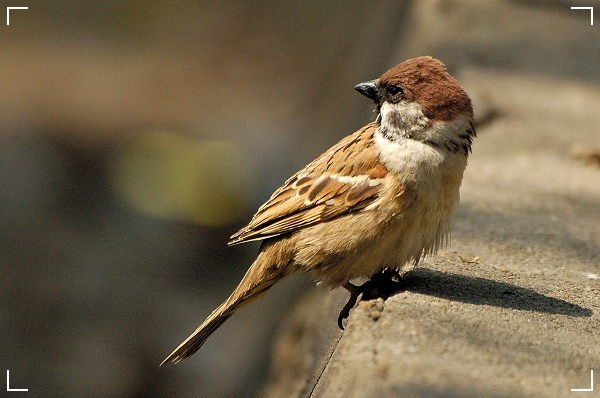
[161,56,475,365]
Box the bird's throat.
[378,101,429,141]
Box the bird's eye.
[388,85,403,96]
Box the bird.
[161,56,475,365]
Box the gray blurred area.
[0,1,598,397]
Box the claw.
[337,269,405,329]
[338,282,363,330]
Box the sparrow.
[161,56,475,365]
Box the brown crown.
[378,56,473,122]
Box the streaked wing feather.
[229,122,385,245]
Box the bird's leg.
[338,269,405,329]
[338,282,363,329]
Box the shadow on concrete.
[362,268,593,317]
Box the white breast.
[374,130,446,175]
[373,121,469,266]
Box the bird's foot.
[338,282,362,329]
[337,269,405,330]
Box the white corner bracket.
[6,6,28,26]
[571,7,594,26]
[571,369,594,392]
[6,370,28,392]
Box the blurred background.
[0,1,598,397]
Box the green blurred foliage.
[110,131,253,225]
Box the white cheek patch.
[414,115,473,155]
[424,115,472,142]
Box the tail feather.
[161,256,288,365]
[160,302,236,365]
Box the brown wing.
[229,122,388,245]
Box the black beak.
[354,79,380,102]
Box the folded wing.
[229,122,388,245]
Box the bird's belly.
[294,194,453,287]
